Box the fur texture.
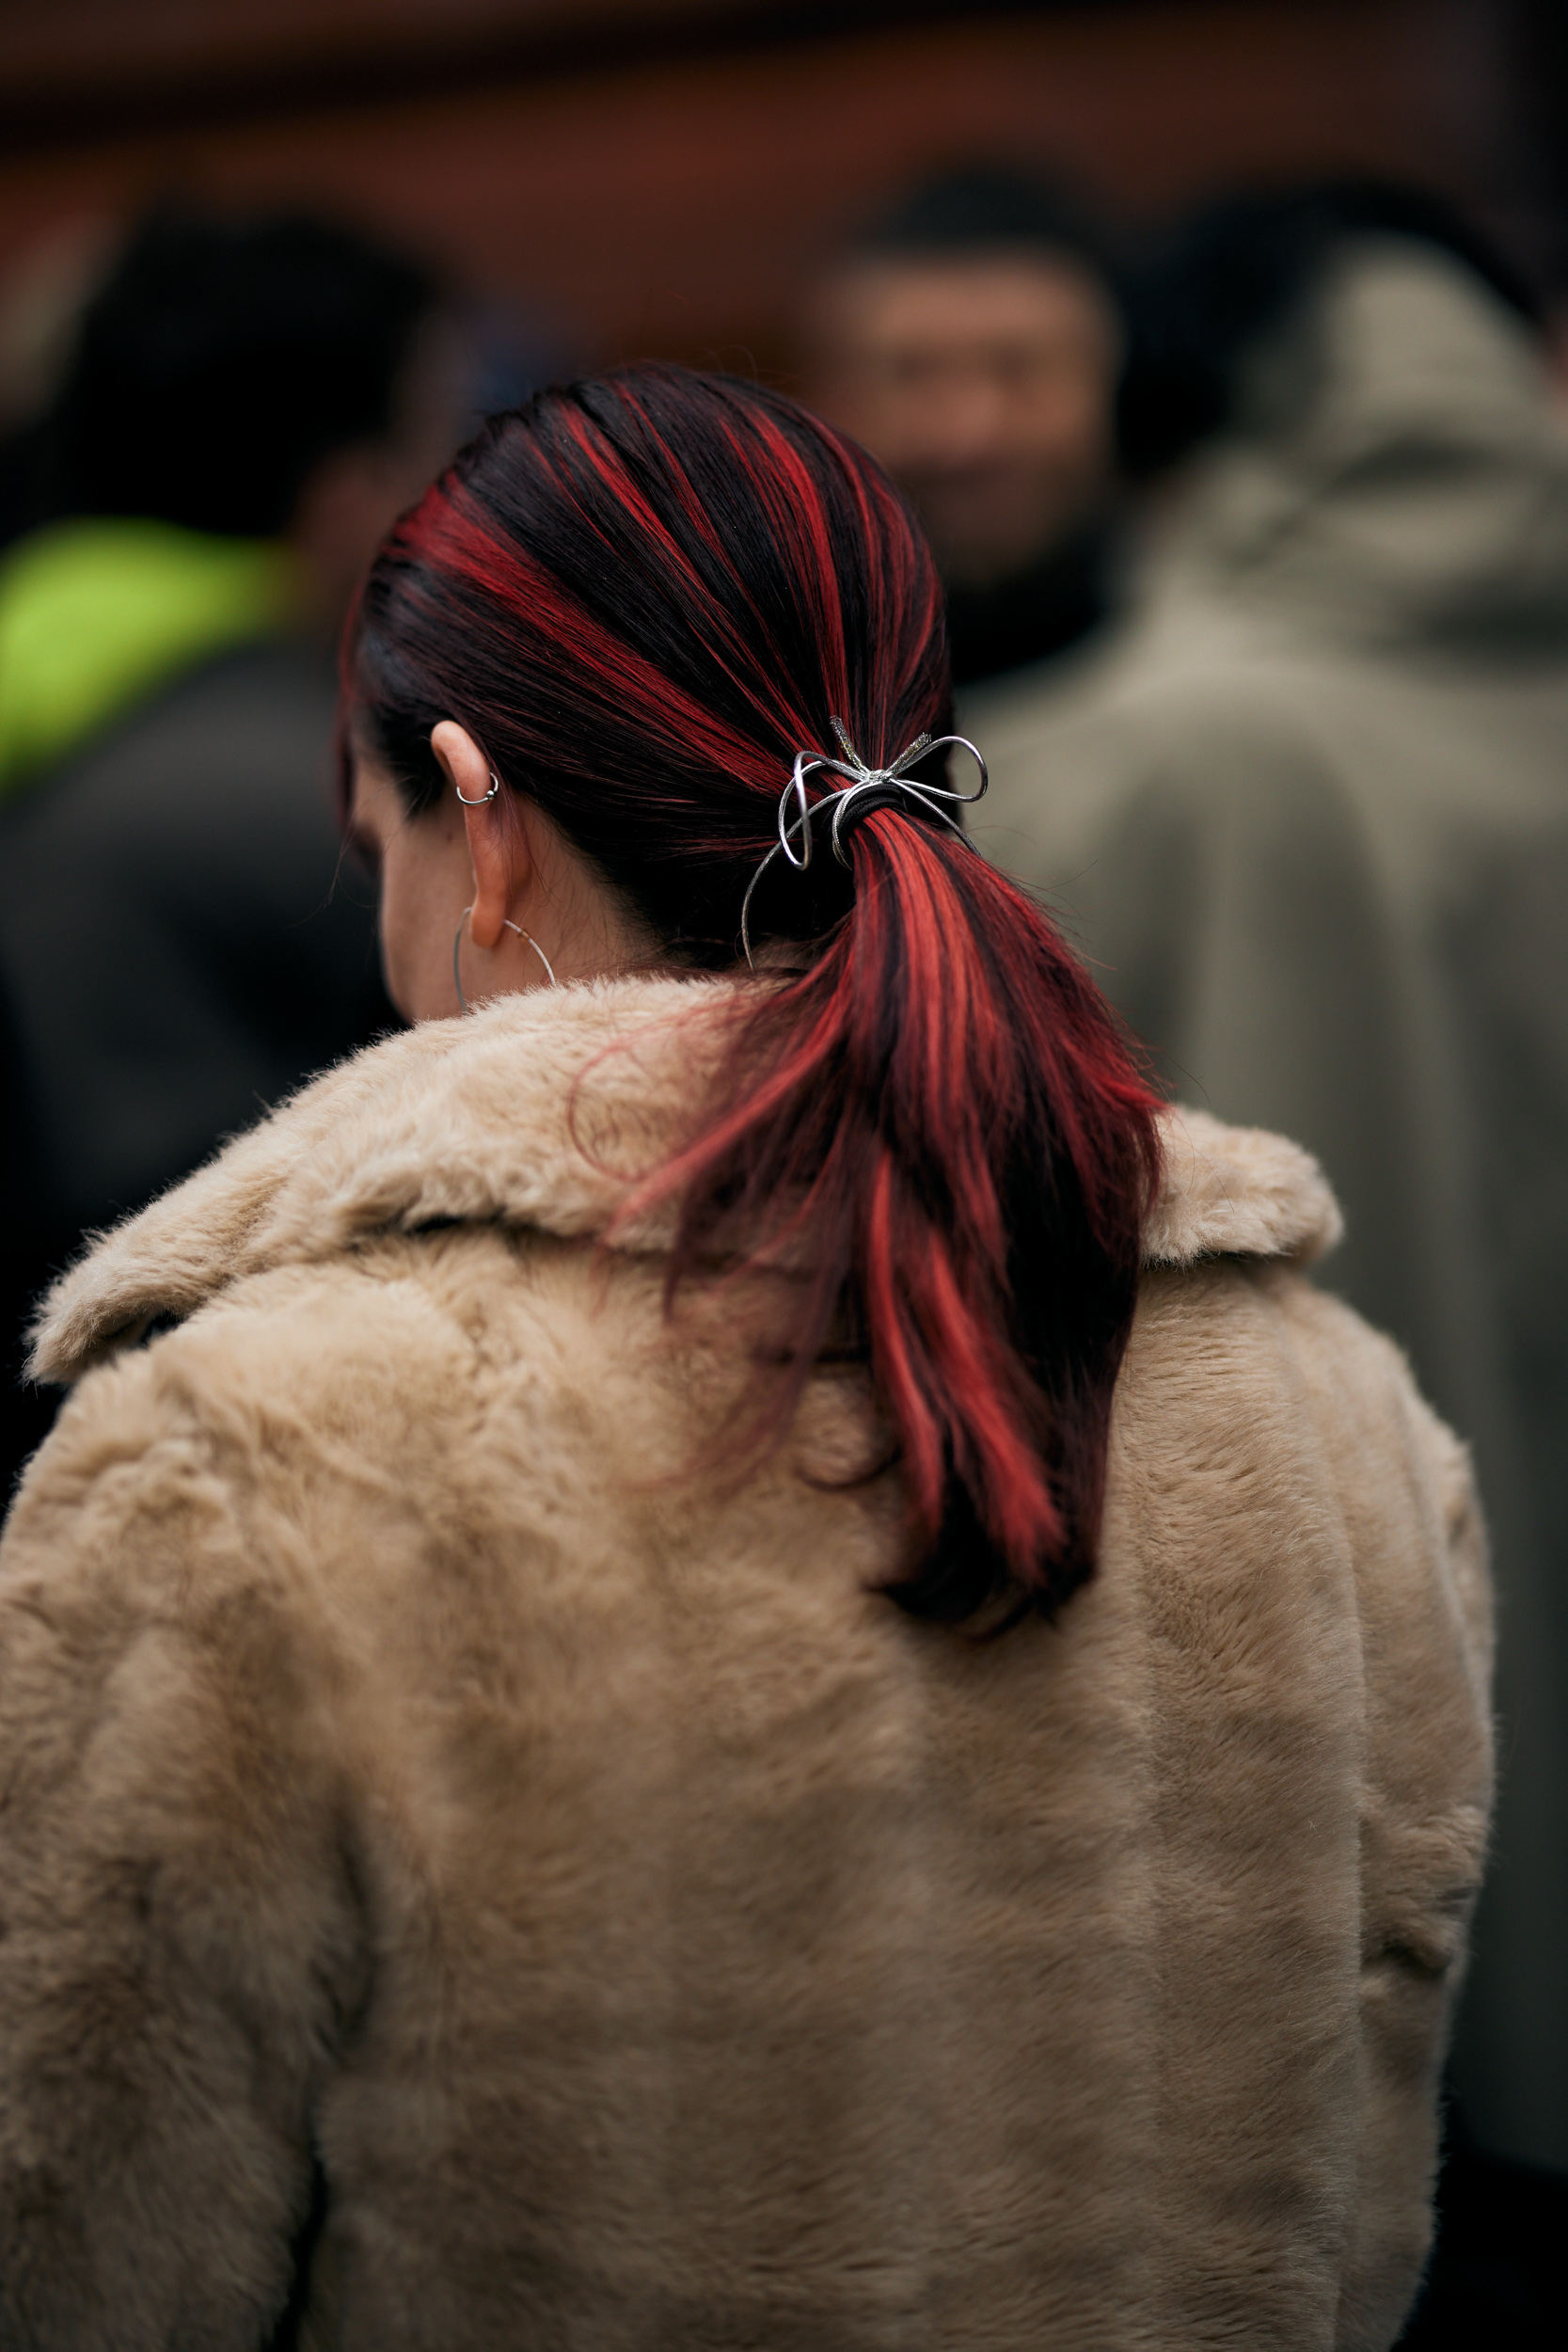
[0,978,1491,2349]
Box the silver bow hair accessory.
[739,716,988,965]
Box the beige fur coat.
[0,977,1493,2351]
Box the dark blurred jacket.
[965,236,1568,2174]
[0,640,391,1486]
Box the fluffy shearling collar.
[30,975,1340,1385]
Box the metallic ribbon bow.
[740,716,989,964]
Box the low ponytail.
[641,804,1160,1620]
[351,362,1162,1622]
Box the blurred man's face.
[811,253,1120,590]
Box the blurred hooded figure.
[968,184,1568,2198]
[803,166,1124,687]
[0,210,451,1493]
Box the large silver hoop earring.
[452,906,557,1012]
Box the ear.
[430,721,533,949]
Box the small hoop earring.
[454,768,501,806]
[452,905,557,1012]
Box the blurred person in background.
[0,208,453,1497]
[803,166,1125,688]
[967,181,1568,2325]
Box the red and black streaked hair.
[349,363,1162,1623]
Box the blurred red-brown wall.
[0,0,1553,382]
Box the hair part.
[350,363,1161,1621]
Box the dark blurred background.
[0,0,1565,397]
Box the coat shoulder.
[1148,1107,1343,1268]
[8,1216,667,1657]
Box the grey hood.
[1154,236,1568,649]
